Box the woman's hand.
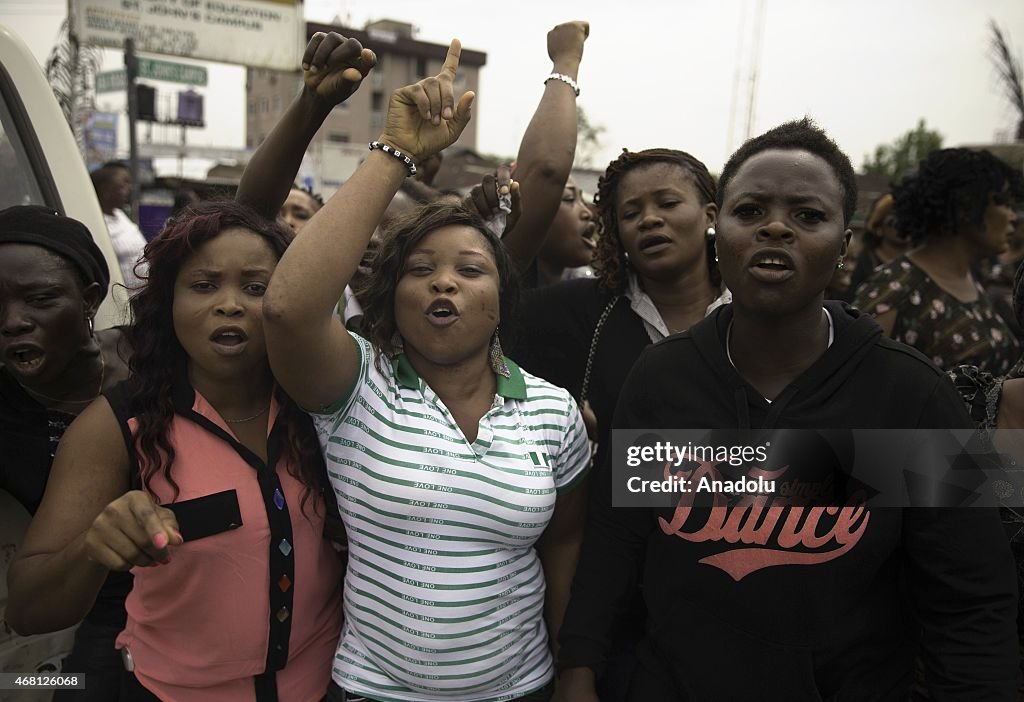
[379,39,475,165]
[302,31,377,107]
[547,20,589,69]
[464,166,522,237]
[84,491,183,571]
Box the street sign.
[137,58,207,85]
[95,59,207,93]
[96,70,125,93]
[73,0,304,71]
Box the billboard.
[82,111,118,171]
[71,0,304,70]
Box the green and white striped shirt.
[313,334,590,702]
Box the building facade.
[246,19,486,195]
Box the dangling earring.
[836,259,846,270]
[713,245,719,263]
[489,326,510,379]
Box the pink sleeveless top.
[109,383,343,702]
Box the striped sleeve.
[552,392,591,494]
[313,332,370,420]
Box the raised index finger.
[496,165,512,196]
[439,39,462,79]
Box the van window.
[0,80,45,209]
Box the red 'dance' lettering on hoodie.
[656,458,870,581]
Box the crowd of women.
[2,18,1023,702]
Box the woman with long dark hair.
[8,201,344,701]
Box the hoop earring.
[87,315,95,337]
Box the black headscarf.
[0,205,110,300]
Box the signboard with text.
[72,0,304,70]
[96,58,207,92]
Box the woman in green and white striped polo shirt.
[263,40,591,702]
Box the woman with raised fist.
[264,41,590,702]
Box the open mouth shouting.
[581,222,598,251]
[748,249,795,283]
[425,298,460,328]
[5,342,45,374]
[209,325,249,356]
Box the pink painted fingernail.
[152,533,169,549]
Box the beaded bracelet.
[368,141,418,177]
[544,72,580,97]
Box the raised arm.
[7,399,181,634]
[236,32,376,217]
[501,21,589,270]
[262,40,474,411]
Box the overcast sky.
[3,0,1023,175]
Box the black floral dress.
[948,365,1024,689]
[854,257,1019,374]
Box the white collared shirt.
[624,271,732,343]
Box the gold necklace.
[19,355,106,407]
[224,406,268,424]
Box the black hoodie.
[558,301,1018,701]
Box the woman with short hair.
[854,148,1022,373]
[554,119,1018,701]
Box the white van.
[0,23,124,325]
[0,23,124,697]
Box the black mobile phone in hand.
[164,489,243,542]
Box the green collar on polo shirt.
[392,353,527,400]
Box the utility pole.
[124,37,140,223]
[726,0,768,153]
[743,0,766,141]
[726,1,749,155]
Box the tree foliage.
[989,20,1024,141]
[862,119,943,181]
[44,19,102,152]
[576,104,605,168]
